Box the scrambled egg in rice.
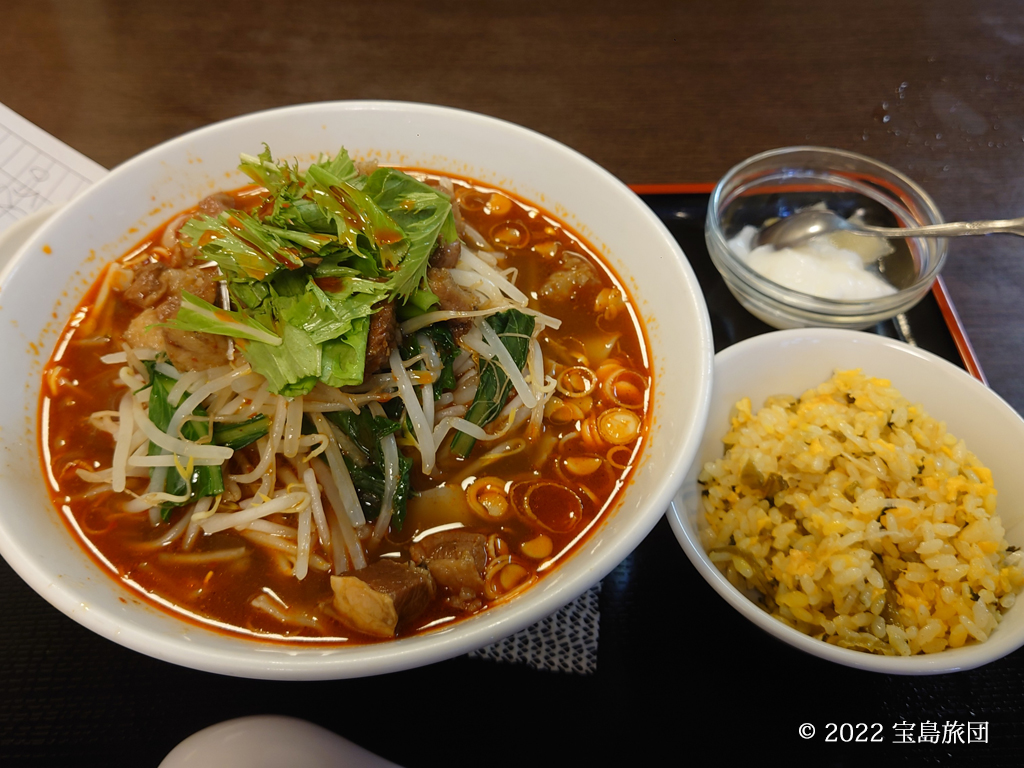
[698,369,1024,655]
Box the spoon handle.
[856,217,1024,239]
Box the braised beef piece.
[155,265,221,316]
[122,307,163,351]
[427,266,479,340]
[161,328,231,371]
[197,192,234,216]
[364,300,399,376]
[330,559,437,638]
[330,576,395,638]
[122,261,168,308]
[124,306,230,372]
[120,260,230,371]
[410,530,487,612]
[123,259,220,312]
[539,252,601,303]
[427,267,477,313]
[353,560,436,623]
[428,239,461,269]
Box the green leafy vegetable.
[169,291,281,346]
[326,410,413,530]
[403,324,459,399]
[146,363,224,517]
[273,276,386,345]
[306,164,407,269]
[236,322,321,397]
[212,415,270,451]
[319,317,371,389]
[450,309,535,457]
[178,211,302,282]
[175,145,459,396]
[346,459,412,530]
[363,168,458,302]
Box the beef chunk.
[123,307,164,351]
[410,530,487,611]
[198,192,234,216]
[329,576,397,638]
[122,260,220,313]
[357,560,435,613]
[119,261,229,371]
[427,267,477,313]
[124,307,228,371]
[122,261,168,308]
[161,327,231,371]
[539,253,601,303]
[427,266,479,340]
[364,301,398,377]
[355,560,436,623]
[330,560,436,638]
[429,239,461,269]
[160,263,220,305]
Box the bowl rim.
[705,145,948,315]
[0,100,714,679]
[667,327,1024,675]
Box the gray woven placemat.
[469,582,600,674]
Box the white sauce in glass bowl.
[727,225,897,300]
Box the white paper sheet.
[0,103,107,235]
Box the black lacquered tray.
[0,193,1016,768]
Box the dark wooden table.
[2,3,1024,766]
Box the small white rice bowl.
[669,328,1024,674]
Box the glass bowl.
[706,146,948,329]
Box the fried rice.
[698,369,1024,655]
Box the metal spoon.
[756,208,1024,250]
